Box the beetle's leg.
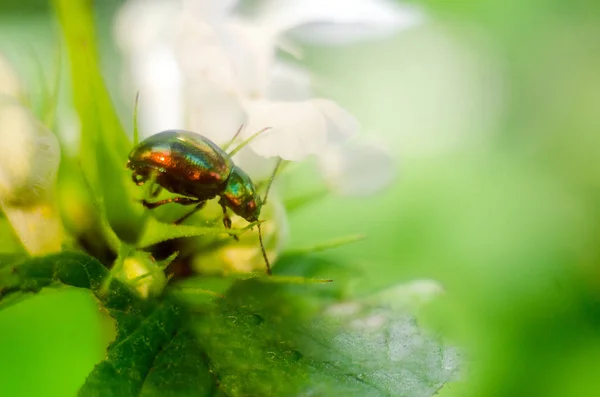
[149,185,162,198]
[220,202,239,241]
[141,197,199,209]
[174,201,207,225]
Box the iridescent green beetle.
[127,129,274,274]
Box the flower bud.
[118,251,168,298]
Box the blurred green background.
[2,0,600,396]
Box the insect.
[127,129,279,275]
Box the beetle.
[127,129,275,274]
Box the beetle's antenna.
[227,127,272,157]
[257,222,272,275]
[255,157,283,275]
[133,91,140,146]
[262,157,283,206]
[256,157,283,276]
[222,124,244,151]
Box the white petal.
[185,78,246,146]
[0,103,63,254]
[174,16,277,99]
[266,61,312,101]
[312,98,360,143]
[222,18,278,97]
[1,204,63,255]
[257,0,423,44]
[0,103,60,204]
[230,148,280,182]
[285,17,421,46]
[174,19,237,92]
[242,99,329,161]
[182,0,239,23]
[318,139,396,196]
[132,47,184,136]
[114,0,181,54]
[115,0,185,136]
[275,35,304,59]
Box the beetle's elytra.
[127,129,262,222]
[127,129,272,273]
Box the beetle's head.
[127,159,152,186]
[221,166,262,222]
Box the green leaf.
[56,158,119,262]
[51,0,130,163]
[137,216,249,248]
[0,251,216,396]
[0,216,26,254]
[80,299,216,397]
[0,251,110,297]
[190,280,318,396]
[0,252,33,310]
[0,252,459,396]
[170,277,236,305]
[300,304,461,396]
[0,291,32,311]
[79,300,181,396]
[186,275,460,396]
[0,253,26,270]
[79,283,217,396]
[274,253,358,299]
[139,330,215,397]
[283,234,366,256]
[52,0,145,244]
[133,91,140,146]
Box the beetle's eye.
[132,171,148,186]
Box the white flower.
[0,105,59,205]
[120,252,168,298]
[255,0,423,46]
[0,102,63,254]
[317,138,396,196]
[0,54,63,255]
[115,0,415,194]
[266,61,311,101]
[241,98,359,161]
[115,0,184,135]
